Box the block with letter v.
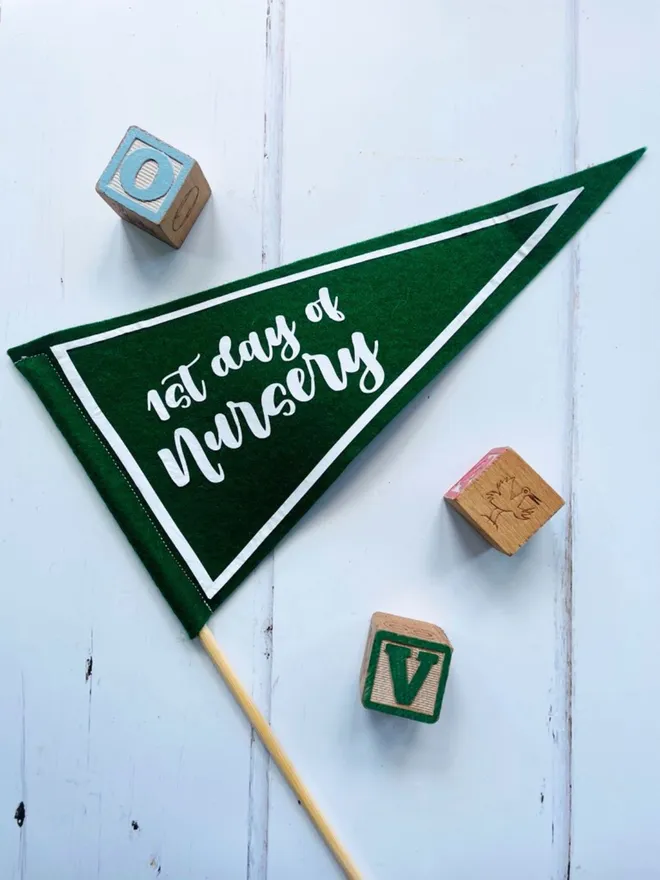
[360,612,453,723]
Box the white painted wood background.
[0,1,657,878]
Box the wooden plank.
[571,4,660,877]
[0,1,267,877]
[268,1,575,876]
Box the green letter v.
[385,643,440,706]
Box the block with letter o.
[96,125,211,248]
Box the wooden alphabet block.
[96,126,211,248]
[360,612,452,723]
[445,447,564,555]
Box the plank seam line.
[247,1,285,877]
[562,0,579,876]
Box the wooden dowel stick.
[198,625,362,880]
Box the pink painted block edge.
[444,447,508,499]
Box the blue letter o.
[120,147,174,202]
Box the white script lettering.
[305,287,346,323]
[211,315,300,378]
[147,354,207,422]
[158,332,384,487]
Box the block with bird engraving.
[360,612,453,723]
[444,447,564,555]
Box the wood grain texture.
[268,1,574,877]
[199,626,362,880]
[570,2,660,877]
[445,448,565,555]
[0,1,267,877]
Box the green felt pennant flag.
[9,149,643,637]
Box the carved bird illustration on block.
[483,476,540,527]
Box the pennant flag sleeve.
[9,149,643,637]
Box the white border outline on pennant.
[51,187,582,600]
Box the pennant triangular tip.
[584,146,646,186]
